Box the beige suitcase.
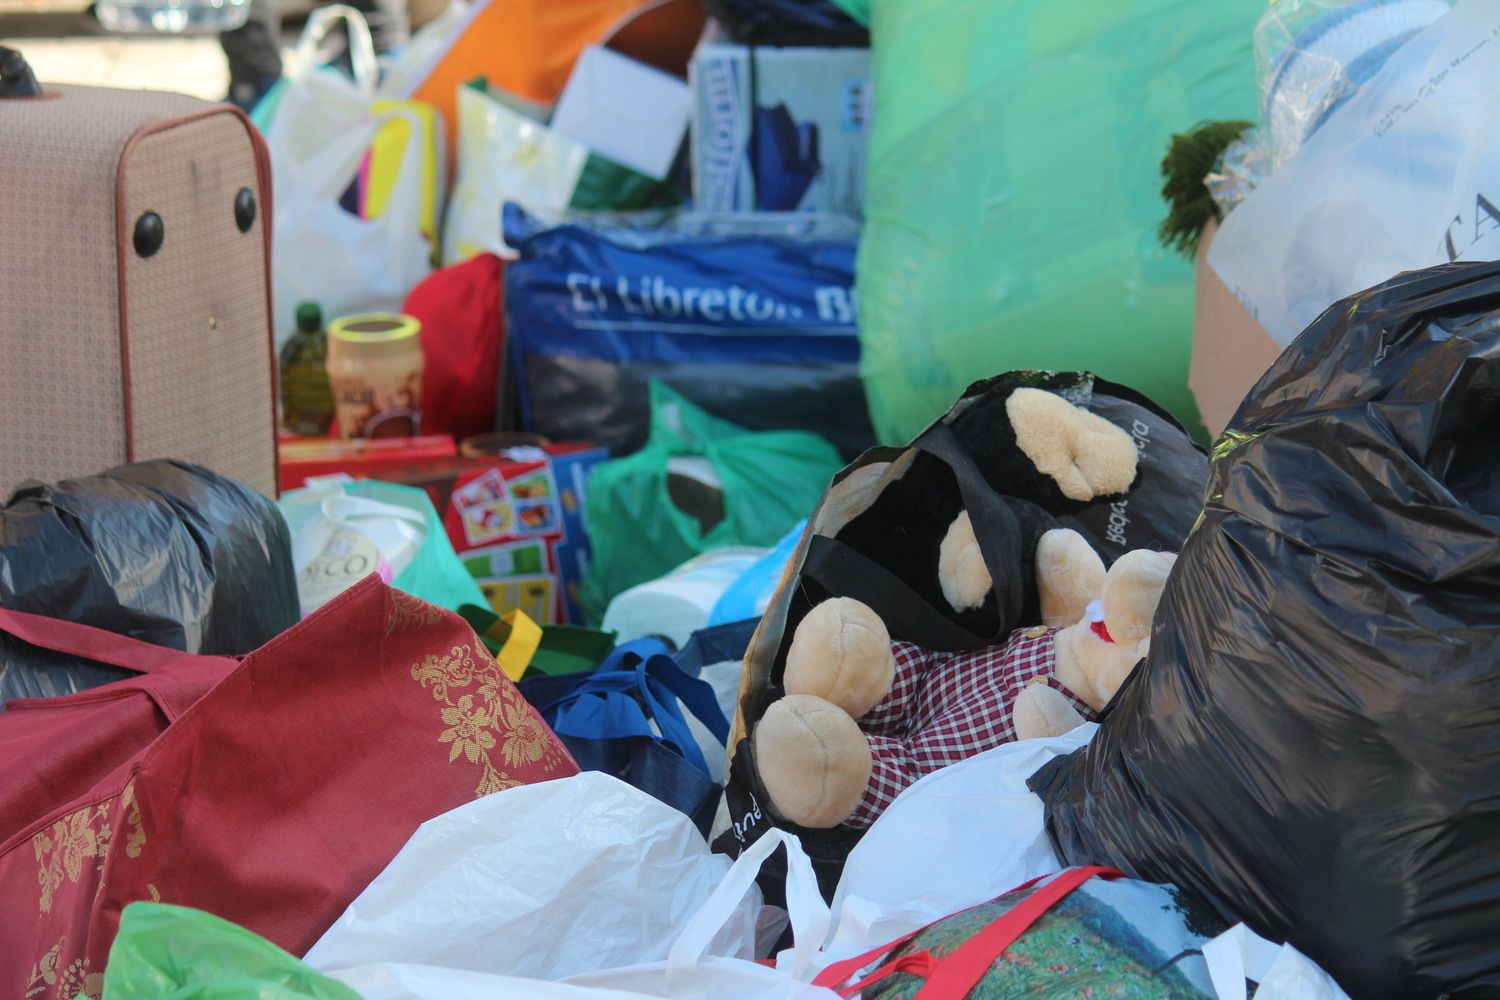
[0,47,278,497]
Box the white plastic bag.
[1205,924,1354,1000]
[264,6,433,346]
[265,5,380,163]
[562,829,835,999]
[270,107,431,347]
[602,547,769,649]
[818,726,1096,967]
[1208,0,1500,347]
[315,795,837,1000]
[329,964,665,1000]
[304,772,763,980]
[377,0,470,106]
[442,83,585,264]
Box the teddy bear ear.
[1101,550,1177,641]
[1005,389,1140,502]
[1035,528,1106,626]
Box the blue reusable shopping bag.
[520,639,730,835]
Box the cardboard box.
[690,43,870,217]
[1190,219,1285,438]
[443,444,609,624]
[552,46,692,181]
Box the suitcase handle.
[0,46,43,99]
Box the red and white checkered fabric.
[848,627,1096,829]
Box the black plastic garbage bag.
[705,0,868,46]
[0,460,299,703]
[1029,261,1500,999]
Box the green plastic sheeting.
[95,902,360,1000]
[581,383,842,625]
[832,0,1260,442]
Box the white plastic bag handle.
[292,3,379,94]
[666,829,831,982]
[319,494,427,530]
[290,104,426,205]
[291,490,429,582]
[1203,924,1352,1000]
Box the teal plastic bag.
[98,902,359,1000]
[581,384,842,625]
[834,0,1260,441]
[279,480,486,614]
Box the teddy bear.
[746,387,1178,830]
[751,531,1175,829]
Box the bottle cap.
[295,302,323,333]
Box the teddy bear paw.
[754,695,873,829]
[785,597,896,719]
[939,511,993,612]
[1012,680,1088,741]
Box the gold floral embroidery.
[120,782,147,859]
[496,695,556,769]
[476,762,522,797]
[22,939,63,999]
[411,637,567,797]
[33,803,110,914]
[57,959,103,1000]
[439,694,497,763]
[22,939,101,1000]
[412,644,480,702]
[385,590,444,636]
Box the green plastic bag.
[279,480,487,614]
[833,0,1260,442]
[96,902,359,1000]
[581,384,842,625]
[459,604,617,678]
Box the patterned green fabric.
[865,879,1221,999]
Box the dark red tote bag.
[1,576,577,999]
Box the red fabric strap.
[912,866,1125,999]
[0,606,228,677]
[810,869,1083,994]
[834,951,943,998]
[813,926,930,990]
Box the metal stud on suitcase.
[0,48,278,497]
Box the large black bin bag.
[1029,261,1500,999]
[0,460,299,702]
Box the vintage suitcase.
[0,48,278,497]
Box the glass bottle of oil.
[279,302,335,436]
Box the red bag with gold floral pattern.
[0,576,576,1000]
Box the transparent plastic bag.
[1253,0,1451,170]
[1207,0,1453,217]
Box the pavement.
[1,11,231,100]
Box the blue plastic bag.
[501,204,875,459]
[709,520,805,627]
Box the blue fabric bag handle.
[539,639,730,779]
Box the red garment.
[851,627,1095,829]
[0,577,575,999]
[403,253,505,443]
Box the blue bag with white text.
[501,204,876,458]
